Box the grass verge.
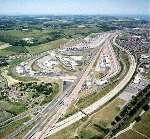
[0,116,31,139]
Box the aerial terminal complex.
[0,0,150,139]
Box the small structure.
[133,74,142,84]
[22,37,34,44]
[16,66,26,74]
[95,79,108,86]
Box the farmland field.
[0,29,52,39]
[0,45,28,56]
[26,38,68,55]
[117,109,150,139]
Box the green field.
[26,38,68,55]
[143,72,150,79]
[0,45,28,56]
[0,29,52,39]
[75,98,125,139]
[0,100,27,115]
[62,25,111,39]
[116,129,146,139]
[117,109,150,139]
[133,110,150,137]
[0,37,68,56]
[0,111,12,123]
[0,26,107,56]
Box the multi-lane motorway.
[23,33,113,139]
[5,32,136,139]
[19,32,137,139]
[38,34,137,139]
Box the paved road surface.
[42,34,137,138]
[26,33,113,139]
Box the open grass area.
[47,98,125,139]
[0,29,67,56]
[133,109,150,137]
[73,98,125,139]
[0,45,28,56]
[0,100,27,115]
[0,29,51,38]
[78,130,104,139]
[116,129,146,139]
[26,38,68,55]
[63,26,106,39]
[6,58,38,82]
[0,116,31,139]
[0,29,54,47]
[89,98,125,128]
[143,72,150,79]
[77,98,125,137]
[0,111,13,123]
[116,106,150,139]
[76,82,119,109]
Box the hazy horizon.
[0,0,149,16]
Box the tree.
[111,121,116,126]
[135,116,141,122]
[115,116,121,122]
[142,104,149,111]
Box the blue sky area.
[0,0,149,15]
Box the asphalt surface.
[24,33,113,139]
[41,34,137,138]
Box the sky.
[0,0,149,15]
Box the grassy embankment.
[0,100,27,115]
[0,116,31,139]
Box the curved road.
[25,33,114,139]
[42,34,137,138]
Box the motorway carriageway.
[42,34,137,138]
[26,33,113,139]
